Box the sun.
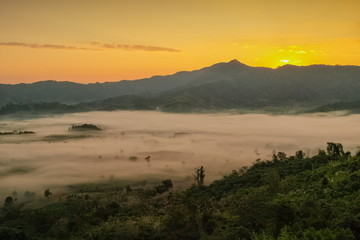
[280,60,290,64]
[267,46,312,68]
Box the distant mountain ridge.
[0,60,359,113]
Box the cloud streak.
[0,41,181,52]
[0,42,96,51]
[90,41,181,52]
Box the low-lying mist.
[0,111,359,200]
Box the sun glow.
[280,60,290,64]
[275,58,305,67]
[266,57,304,68]
[0,1,359,83]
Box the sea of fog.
[0,111,359,199]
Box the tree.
[24,191,36,201]
[44,189,52,199]
[277,152,287,161]
[156,179,173,194]
[272,152,287,162]
[326,142,345,158]
[295,150,305,160]
[162,179,173,189]
[195,166,205,186]
[4,196,14,207]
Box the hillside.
[1,60,359,113]
[1,142,359,239]
[309,101,360,114]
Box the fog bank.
[0,111,359,199]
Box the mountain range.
[1,59,359,114]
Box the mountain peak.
[276,64,301,70]
[228,59,240,64]
[227,59,249,67]
[206,59,250,71]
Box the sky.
[0,0,359,84]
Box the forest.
[1,142,359,240]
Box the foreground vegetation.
[1,143,360,240]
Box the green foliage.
[0,227,29,240]
[1,143,359,239]
[310,100,360,114]
[326,142,345,158]
[265,170,281,194]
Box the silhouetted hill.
[1,61,254,105]
[0,60,359,113]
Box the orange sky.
[0,0,359,84]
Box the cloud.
[0,41,181,53]
[0,42,96,50]
[90,41,181,52]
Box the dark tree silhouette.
[326,142,345,158]
[272,152,287,162]
[4,196,14,207]
[295,150,305,160]
[156,179,174,194]
[195,166,205,186]
[44,189,52,199]
[162,179,173,189]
